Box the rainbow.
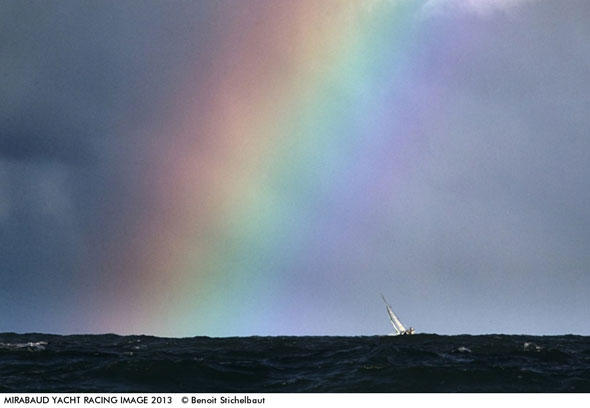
[93,1,433,336]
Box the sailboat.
[381,294,415,336]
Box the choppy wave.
[0,341,47,351]
[0,334,588,392]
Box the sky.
[1,0,589,337]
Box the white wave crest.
[0,341,48,351]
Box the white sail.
[381,294,407,334]
[386,306,401,335]
[387,305,407,332]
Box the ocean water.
[0,333,589,392]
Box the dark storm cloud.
[0,114,94,163]
[0,0,221,332]
[0,1,219,164]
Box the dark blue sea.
[1,333,589,392]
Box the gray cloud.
[0,0,589,335]
[0,0,222,333]
[365,0,590,334]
